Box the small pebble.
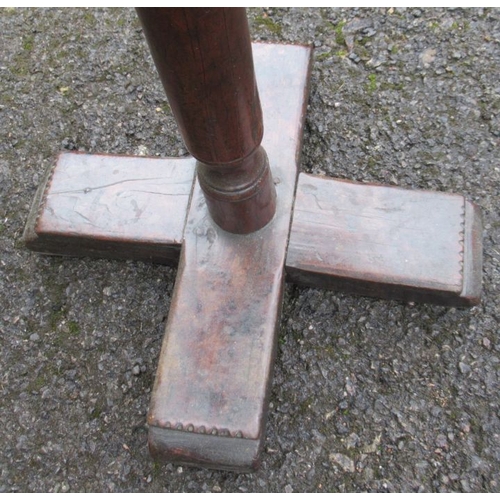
[459,362,471,375]
[329,453,355,473]
[436,434,448,448]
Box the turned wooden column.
[136,7,276,234]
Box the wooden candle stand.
[24,8,482,472]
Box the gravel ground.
[1,7,499,493]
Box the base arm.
[146,42,312,472]
[23,151,196,265]
[286,173,482,307]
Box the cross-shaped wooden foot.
[24,9,482,472]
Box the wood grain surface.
[147,42,313,471]
[24,152,196,265]
[286,173,482,306]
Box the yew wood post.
[136,8,276,234]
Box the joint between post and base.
[197,145,277,234]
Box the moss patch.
[254,15,282,36]
[367,73,377,93]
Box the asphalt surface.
[1,7,499,492]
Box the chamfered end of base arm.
[23,158,56,251]
[460,199,483,307]
[148,426,262,473]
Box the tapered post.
[136,7,276,234]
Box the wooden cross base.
[24,42,482,472]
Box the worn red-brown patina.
[146,42,312,471]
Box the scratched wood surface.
[286,173,482,306]
[24,152,196,264]
[147,43,312,471]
